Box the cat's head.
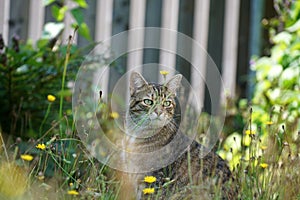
[128,72,182,131]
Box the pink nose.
[154,106,163,116]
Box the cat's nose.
[154,107,162,116]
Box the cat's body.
[119,72,237,200]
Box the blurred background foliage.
[221,0,300,170]
[0,0,94,138]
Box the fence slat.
[190,0,210,110]
[127,0,146,74]
[221,0,240,101]
[94,0,114,99]
[28,0,45,44]
[0,0,10,44]
[158,0,179,82]
[63,0,78,44]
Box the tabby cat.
[120,72,237,200]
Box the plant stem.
[39,103,52,137]
[59,35,73,136]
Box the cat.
[119,72,237,200]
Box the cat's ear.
[166,74,182,94]
[130,72,148,94]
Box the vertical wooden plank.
[127,0,146,74]
[63,0,77,44]
[190,0,210,110]
[28,0,45,43]
[94,0,114,99]
[158,0,179,83]
[0,0,10,44]
[221,0,240,101]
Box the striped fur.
[120,72,237,200]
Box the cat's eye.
[143,99,153,106]
[163,100,172,107]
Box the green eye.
[143,99,153,106]
[163,100,172,107]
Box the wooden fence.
[0,0,267,113]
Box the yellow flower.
[143,187,155,195]
[47,94,56,102]
[36,143,46,150]
[265,121,273,125]
[160,70,169,76]
[260,163,268,169]
[144,176,156,183]
[20,154,33,161]
[245,129,256,135]
[67,190,79,195]
[110,112,119,119]
[260,145,267,150]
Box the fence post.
[221,0,240,101]
[94,0,114,99]
[28,0,45,44]
[63,0,78,44]
[127,0,146,74]
[190,0,210,111]
[158,0,179,82]
[0,0,10,44]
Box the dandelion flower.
[260,163,268,169]
[143,188,155,195]
[47,94,56,102]
[265,121,273,125]
[20,154,33,161]
[67,190,79,195]
[110,112,119,119]
[160,70,169,76]
[36,143,46,150]
[245,130,256,135]
[260,145,267,150]
[144,176,156,183]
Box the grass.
[0,34,299,200]
[1,98,300,199]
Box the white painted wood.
[159,0,180,82]
[190,0,210,110]
[126,0,146,102]
[221,0,240,101]
[127,0,146,74]
[0,0,10,44]
[63,0,78,44]
[94,0,114,99]
[28,0,45,44]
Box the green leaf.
[278,65,299,88]
[73,0,88,8]
[287,19,300,32]
[78,23,91,41]
[71,7,84,25]
[272,31,292,45]
[51,5,68,21]
[267,64,283,81]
